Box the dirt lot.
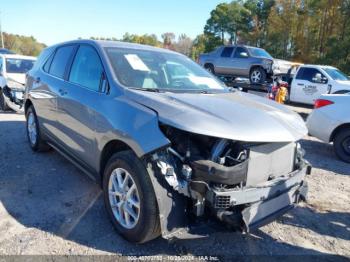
[0,105,349,260]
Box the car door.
[30,45,76,138]
[56,44,106,168]
[230,46,250,77]
[214,47,235,75]
[291,67,328,104]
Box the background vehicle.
[289,65,350,105]
[198,45,274,84]
[0,48,15,55]
[0,54,36,112]
[25,40,309,243]
[306,94,350,163]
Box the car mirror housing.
[240,52,248,58]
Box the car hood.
[334,80,350,88]
[125,89,307,142]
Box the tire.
[249,67,266,84]
[333,129,350,163]
[204,64,215,75]
[26,106,51,152]
[103,151,160,243]
[0,89,10,111]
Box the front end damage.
[146,125,311,237]
[2,81,25,112]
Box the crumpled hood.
[125,89,307,142]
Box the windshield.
[105,47,227,92]
[6,58,35,74]
[323,68,349,81]
[248,48,273,59]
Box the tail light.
[314,99,334,109]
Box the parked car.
[198,45,274,84]
[0,54,36,112]
[289,65,350,105]
[306,93,350,163]
[25,40,310,243]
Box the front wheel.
[103,151,160,243]
[249,67,266,84]
[333,129,350,163]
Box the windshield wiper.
[133,87,160,92]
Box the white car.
[306,93,350,163]
[0,54,36,111]
[290,65,350,105]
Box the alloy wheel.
[108,168,140,229]
[27,112,37,145]
[251,70,262,83]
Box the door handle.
[58,89,67,96]
[297,83,304,86]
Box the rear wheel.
[26,106,51,152]
[204,64,215,75]
[333,129,350,163]
[249,67,266,84]
[0,89,10,111]
[103,151,160,243]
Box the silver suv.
[198,45,274,84]
[25,40,309,243]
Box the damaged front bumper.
[207,165,309,231]
[2,86,25,113]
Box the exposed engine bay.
[150,124,310,234]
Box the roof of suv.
[48,39,179,55]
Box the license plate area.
[242,187,298,231]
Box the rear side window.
[221,47,234,58]
[69,45,103,92]
[49,45,75,79]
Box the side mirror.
[312,73,322,83]
[240,52,248,58]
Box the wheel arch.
[330,123,350,142]
[99,139,134,182]
[24,99,33,115]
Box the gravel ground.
[0,106,349,260]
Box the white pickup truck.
[289,65,350,105]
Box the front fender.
[96,96,170,160]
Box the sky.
[1,0,227,46]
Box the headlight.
[263,60,272,68]
[7,79,24,89]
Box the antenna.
[0,11,4,48]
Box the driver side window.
[298,68,326,83]
[69,45,104,92]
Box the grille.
[215,195,231,209]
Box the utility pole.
[0,11,4,48]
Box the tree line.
[3,0,350,73]
[2,32,46,56]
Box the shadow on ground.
[0,118,348,258]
